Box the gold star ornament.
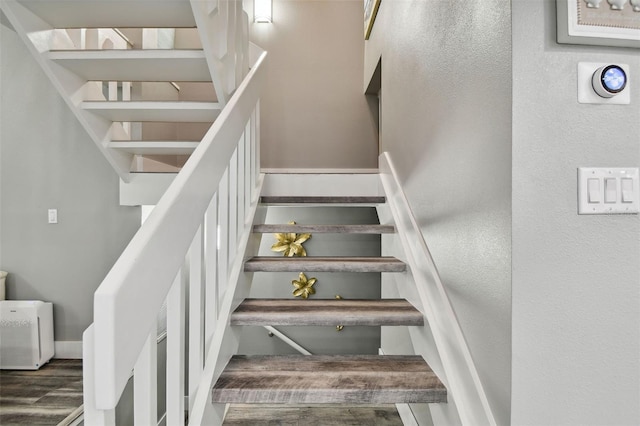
[271,221,311,257]
[292,272,317,299]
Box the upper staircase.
[1,0,249,179]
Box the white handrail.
[89,51,267,411]
[378,152,497,425]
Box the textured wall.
[250,0,378,169]
[0,26,140,342]
[364,1,513,424]
[511,1,640,424]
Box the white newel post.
[83,325,116,426]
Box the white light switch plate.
[48,209,58,224]
[578,168,639,215]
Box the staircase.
[1,0,248,180]
[2,1,497,424]
[210,195,447,421]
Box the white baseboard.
[54,341,83,359]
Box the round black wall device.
[592,65,627,98]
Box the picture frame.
[556,0,640,48]
[364,0,381,40]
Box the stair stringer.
[0,0,133,181]
[190,0,250,106]
[188,176,267,426]
[377,152,497,426]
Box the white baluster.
[229,148,238,258]
[133,328,157,426]
[122,81,131,136]
[255,102,261,182]
[166,269,186,426]
[244,124,252,214]
[188,226,204,412]
[204,194,219,351]
[237,135,246,236]
[217,171,230,303]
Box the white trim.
[262,173,383,197]
[54,341,83,359]
[261,168,379,174]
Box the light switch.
[578,168,639,214]
[621,178,634,203]
[48,209,58,224]
[588,178,601,203]
[604,178,617,203]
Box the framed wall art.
[557,0,640,48]
[364,0,381,40]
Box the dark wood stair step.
[223,404,404,425]
[230,299,423,326]
[253,224,395,234]
[244,256,406,273]
[260,196,386,205]
[212,355,447,404]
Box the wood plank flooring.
[0,359,83,425]
[223,404,404,426]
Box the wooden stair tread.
[212,355,447,404]
[80,101,221,122]
[223,404,403,426]
[244,256,406,273]
[260,196,386,205]
[20,0,196,28]
[108,141,199,155]
[253,224,394,234]
[47,49,211,82]
[230,299,424,326]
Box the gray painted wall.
[0,25,140,342]
[512,1,640,424]
[364,1,512,424]
[249,0,378,169]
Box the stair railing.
[82,50,267,425]
[378,152,497,425]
